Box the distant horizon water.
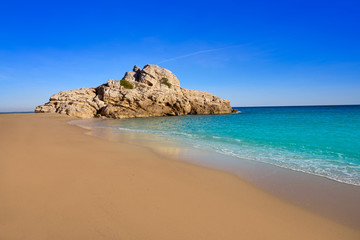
[0,111,34,114]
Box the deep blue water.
[74,105,360,186]
[0,112,33,114]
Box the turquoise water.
[75,105,360,186]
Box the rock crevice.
[35,64,235,118]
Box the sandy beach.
[1,113,359,240]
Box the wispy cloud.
[157,44,246,64]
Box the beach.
[1,113,359,240]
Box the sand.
[0,113,359,240]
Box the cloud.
[157,44,246,64]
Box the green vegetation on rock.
[120,79,134,89]
[160,77,171,88]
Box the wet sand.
[1,113,359,239]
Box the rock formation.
[35,64,235,118]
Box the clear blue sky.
[1,0,359,111]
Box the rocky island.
[35,64,235,118]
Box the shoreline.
[1,113,359,239]
[182,149,360,229]
[72,117,360,229]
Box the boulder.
[35,64,234,118]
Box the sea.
[71,105,360,186]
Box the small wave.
[112,125,360,186]
[210,145,360,186]
[232,111,242,114]
[113,127,194,138]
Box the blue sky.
[1,0,359,111]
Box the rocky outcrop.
[35,64,235,118]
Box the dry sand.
[0,113,359,240]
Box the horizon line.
[1,104,360,114]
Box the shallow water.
[72,105,360,186]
